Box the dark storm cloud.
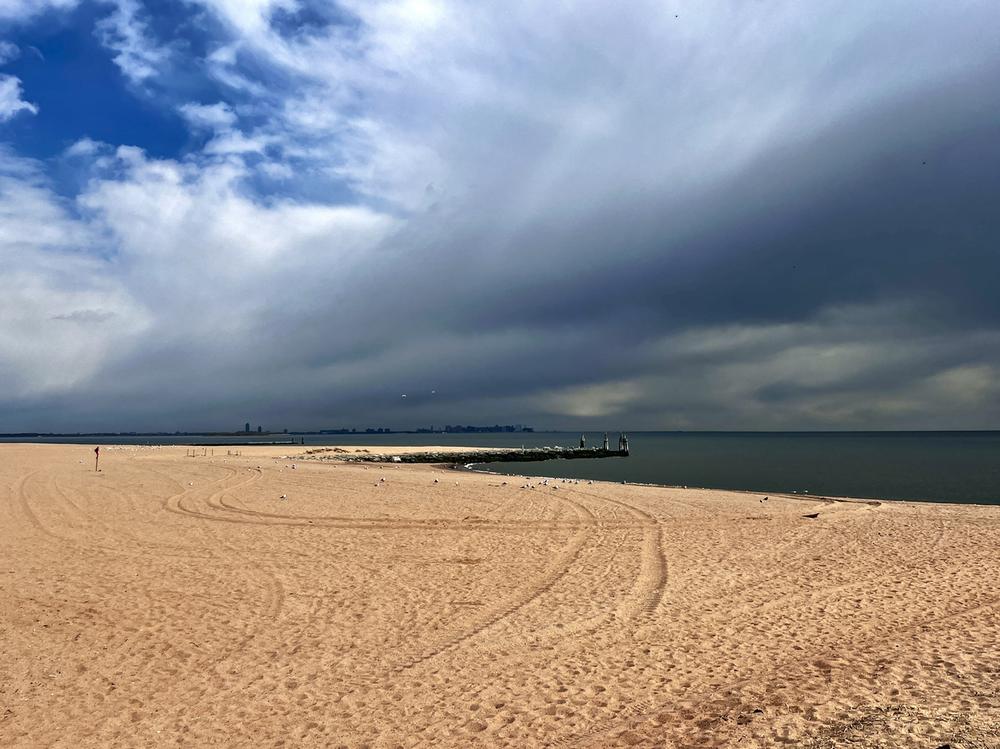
[2,1,1000,431]
[412,63,1000,335]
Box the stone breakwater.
[294,446,628,464]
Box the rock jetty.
[295,445,628,465]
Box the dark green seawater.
[3,431,998,504]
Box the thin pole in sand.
[94,446,100,472]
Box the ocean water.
[4,431,998,505]
[480,431,1000,505]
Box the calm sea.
[4,431,998,505]
[481,431,1000,506]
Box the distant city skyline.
[1,2,999,432]
[0,422,541,437]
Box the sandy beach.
[1,443,998,748]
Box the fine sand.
[1,443,998,748]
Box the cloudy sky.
[1,0,999,432]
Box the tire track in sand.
[567,487,668,624]
[551,501,992,749]
[335,493,599,687]
[153,464,289,679]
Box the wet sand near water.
[1,443,998,747]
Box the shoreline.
[12,440,993,507]
[464,461,1000,509]
[5,435,998,505]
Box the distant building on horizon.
[257,425,262,433]
[442,424,533,433]
[245,422,250,433]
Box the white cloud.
[203,130,271,155]
[64,137,107,158]
[0,74,36,120]
[0,153,149,396]
[77,147,397,305]
[179,101,238,131]
[204,43,270,96]
[0,263,150,395]
[194,0,298,42]
[0,41,20,64]
[95,0,170,84]
[0,142,400,407]
[0,0,77,22]
[258,160,293,179]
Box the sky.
[1,0,999,432]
